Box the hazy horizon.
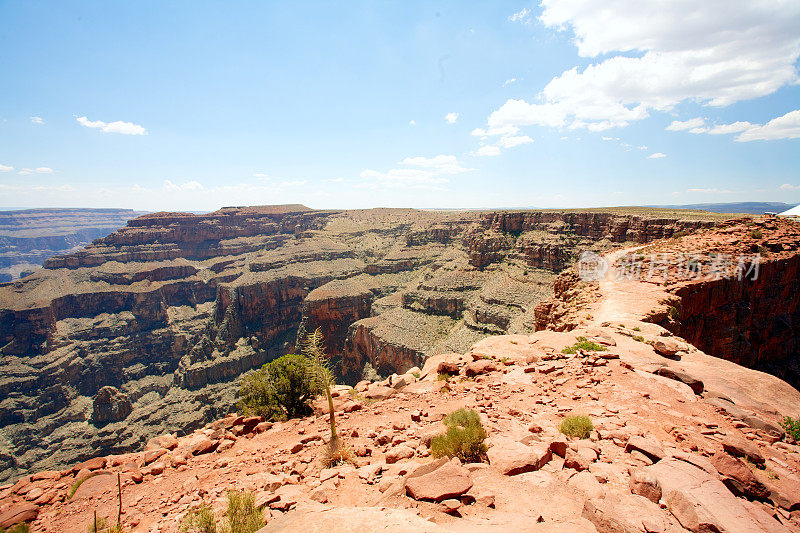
[1,1,799,212]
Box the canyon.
[0,208,145,283]
[0,205,744,482]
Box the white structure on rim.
[779,205,800,217]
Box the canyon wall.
[0,205,727,481]
[0,208,145,281]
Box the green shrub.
[238,354,322,420]
[431,408,488,462]
[224,491,264,533]
[0,524,30,533]
[562,336,607,354]
[781,416,800,441]
[559,415,593,439]
[668,306,679,320]
[632,326,641,332]
[181,492,263,533]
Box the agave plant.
[300,328,350,467]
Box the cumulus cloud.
[17,168,33,175]
[445,112,459,124]
[666,118,705,131]
[503,78,517,87]
[648,152,667,159]
[736,109,800,142]
[472,145,502,157]
[30,116,44,124]
[360,155,471,188]
[478,1,800,135]
[35,167,53,174]
[497,135,534,148]
[0,164,13,172]
[77,116,147,135]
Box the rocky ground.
[0,206,722,481]
[2,237,800,532]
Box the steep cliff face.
[0,208,145,281]
[0,205,731,481]
[675,254,800,386]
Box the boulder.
[629,468,662,503]
[463,359,498,377]
[0,503,39,529]
[655,367,704,394]
[487,438,552,475]
[582,493,672,533]
[625,436,664,463]
[653,339,684,356]
[385,445,415,464]
[711,452,769,500]
[722,437,765,465]
[405,460,473,502]
[569,471,604,500]
[363,386,396,400]
[91,386,133,424]
[191,437,219,456]
[647,458,787,532]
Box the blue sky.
[1,1,799,212]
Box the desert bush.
[431,408,488,462]
[781,416,800,441]
[180,491,263,533]
[750,229,763,239]
[239,353,322,420]
[181,504,217,533]
[560,415,593,439]
[562,336,607,354]
[0,524,30,533]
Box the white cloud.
[279,180,307,187]
[77,116,147,135]
[163,180,204,192]
[0,164,12,172]
[480,2,800,135]
[509,8,532,23]
[648,152,667,159]
[707,121,754,135]
[445,112,459,124]
[736,109,800,142]
[666,118,705,131]
[253,173,269,179]
[17,168,33,175]
[779,184,800,190]
[497,135,534,148]
[30,116,44,125]
[686,187,733,194]
[503,78,517,87]
[409,120,416,126]
[360,155,471,188]
[35,167,53,174]
[638,145,647,150]
[472,145,502,157]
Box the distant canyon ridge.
[0,205,741,481]
[0,208,146,282]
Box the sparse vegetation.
[181,504,217,533]
[302,328,351,468]
[562,336,607,354]
[180,491,263,533]
[750,229,763,239]
[68,471,106,500]
[781,416,800,441]
[411,370,421,379]
[560,415,593,439]
[239,353,322,420]
[0,524,30,533]
[431,408,488,463]
[668,306,680,320]
[632,335,646,342]
[436,372,451,382]
[633,326,641,332]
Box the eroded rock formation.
[0,205,728,480]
